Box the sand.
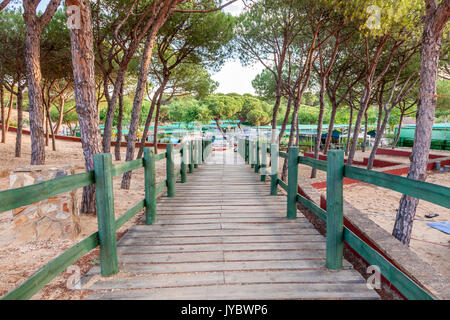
[0,131,178,299]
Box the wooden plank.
[296,194,326,221]
[298,156,327,172]
[344,165,450,209]
[117,242,326,254]
[151,218,306,225]
[118,252,224,264]
[223,250,325,261]
[287,147,299,219]
[107,260,331,274]
[326,150,344,270]
[166,144,175,197]
[155,152,166,161]
[85,283,379,300]
[111,159,144,177]
[94,153,119,277]
[115,199,145,229]
[127,228,317,237]
[87,272,224,290]
[118,234,325,246]
[144,148,156,224]
[0,171,94,214]
[224,269,366,284]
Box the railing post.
[166,144,176,197]
[198,138,203,165]
[245,139,249,163]
[194,139,198,169]
[260,142,266,181]
[189,140,194,173]
[181,142,187,183]
[94,153,119,277]
[287,146,299,219]
[255,140,260,173]
[250,141,255,168]
[270,144,278,195]
[144,148,157,224]
[326,150,344,270]
[202,139,206,162]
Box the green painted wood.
[198,139,203,165]
[245,139,249,163]
[181,144,187,183]
[111,159,144,177]
[278,178,288,191]
[296,194,327,221]
[155,152,166,161]
[144,148,157,224]
[94,153,119,277]
[156,180,166,195]
[344,165,450,209]
[1,231,99,300]
[287,147,299,219]
[255,141,260,173]
[270,144,278,195]
[298,156,327,172]
[166,144,176,197]
[279,151,288,159]
[343,228,435,300]
[194,140,199,168]
[0,171,94,214]
[261,142,267,182]
[326,150,344,270]
[189,140,194,173]
[116,199,145,229]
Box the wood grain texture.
[83,151,379,300]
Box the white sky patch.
[212,0,262,95]
[211,60,264,95]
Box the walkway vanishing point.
[82,150,380,300]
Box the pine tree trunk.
[362,110,368,152]
[5,90,14,134]
[15,89,23,157]
[121,32,157,190]
[347,86,371,164]
[392,110,405,149]
[323,100,337,155]
[345,106,353,156]
[393,2,448,245]
[114,83,124,161]
[0,84,5,143]
[278,96,292,143]
[311,77,326,178]
[367,111,390,170]
[24,19,45,165]
[136,90,161,159]
[67,0,102,214]
[281,97,299,181]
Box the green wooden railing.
[0,138,212,300]
[238,138,449,300]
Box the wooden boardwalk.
[83,151,379,300]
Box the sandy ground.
[0,131,180,299]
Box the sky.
[211,1,264,95]
[33,0,263,95]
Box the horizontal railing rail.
[238,138,443,300]
[1,138,212,300]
